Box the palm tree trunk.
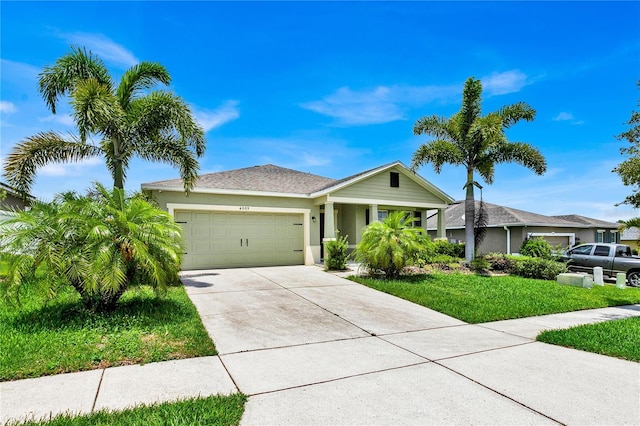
[464,169,475,264]
[112,137,124,189]
[114,163,124,189]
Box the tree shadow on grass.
[6,294,190,333]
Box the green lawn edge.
[351,273,640,324]
[8,394,247,426]
[1,283,217,381]
[537,316,640,362]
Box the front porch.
[317,201,447,259]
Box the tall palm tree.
[411,77,546,263]
[3,46,205,194]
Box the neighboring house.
[142,161,454,270]
[426,201,620,255]
[0,182,33,221]
[620,227,639,251]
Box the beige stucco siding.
[330,170,444,205]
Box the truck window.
[593,245,610,256]
[571,245,593,255]
[615,247,631,257]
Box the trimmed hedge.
[483,252,568,280]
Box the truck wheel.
[627,271,640,287]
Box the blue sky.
[1,1,638,221]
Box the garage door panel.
[177,210,305,270]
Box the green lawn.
[537,316,640,362]
[352,273,640,323]
[0,283,217,381]
[10,394,247,426]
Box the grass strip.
[537,316,640,362]
[352,273,640,323]
[9,394,247,426]
[1,284,216,381]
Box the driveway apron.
[182,266,640,425]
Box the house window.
[390,172,399,188]
[595,230,605,243]
[378,210,388,221]
[611,230,620,244]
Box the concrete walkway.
[2,266,639,425]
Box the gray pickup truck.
[561,243,640,287]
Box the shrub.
[433,240,465,258]
[470,256,491,273]
[484,253,517,272]
[353,211,426,279]
[324,233,349,271]
[520,237,553,259]
[509,256,568,280]
[0,184,182,311]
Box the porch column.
[369,204,378,223]
[436,208,446,240]
[324,202,336,240]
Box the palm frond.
[2,132,102,194]
[128,91,206,156]
[116,62,171,110]
[411,140,465,173]
[71,78,123,141]
[459,77,483,138]
[498,102,536,128]
[491,141,547,175]
[134,134,201,192]
[38,45,112,114]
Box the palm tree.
[353,211,425,278]
[0,183,183,311]
[3,46,205,194]
[411,77,546,263]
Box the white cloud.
[0,101,17,114]
[481,70,530,96]
[300,72,532,126]
[553,112,574,121]
[60,32,138,68]
[553,112,584,125]
[194,100,240,132]
[39,114,75,126]
[0,59,40,83]
[300,86,405,126]
[40,157,102,177]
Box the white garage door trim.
[527,232,576,247]
[167,203,313,266]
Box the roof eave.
[141,185,310,199]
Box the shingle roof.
[144,164,337,194]
[551,214,620,228]
[426,200,619,229]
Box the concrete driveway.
[181,265,640,425]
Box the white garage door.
[175,210,304,270]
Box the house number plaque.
[239,206,251,211]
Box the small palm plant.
[0,183,183,311]
[353,211,425,279]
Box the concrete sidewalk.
[2,266,639,425]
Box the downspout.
[503,226,511,254]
